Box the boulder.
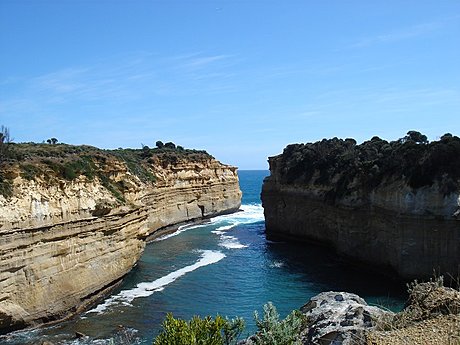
[300,292,393,345]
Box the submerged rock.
[300,292,393,345]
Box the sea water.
[1,170,406,345]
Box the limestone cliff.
[262,133,460,280]
[0,144,241,334]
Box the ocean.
[1,170,406,345]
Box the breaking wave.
[87,250,225,314]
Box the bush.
[0,174,13,198]
[21,164,41,180]
[164,142,176,149]
[153,314,244,345]
[248,302,305,345]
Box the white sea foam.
[270,260,284,268]
[154,204,263,243]
[209,204,263,249]
[219,235,248,249]
[216,225,235,231]
[211,204,264,225]
[153,223,209,242]
[87,250,225,314]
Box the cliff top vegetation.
[269,131,460,200]
[0,127,214,199]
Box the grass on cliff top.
[0,142,213,199]
[271,131,460,201]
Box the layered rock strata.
[0,156,241,334]
[262,136,460,280]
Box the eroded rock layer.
[262,135,460,280]
[0,154,241,334]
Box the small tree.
[156,140,164,149]
[0,126,13,164]
[164,142,176,149]
[141,144,150,158]
[441,133,453,141]
[404,131,428,144]
[50,137,58,145]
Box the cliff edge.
[261,132,460,280]
[0,143,241,334]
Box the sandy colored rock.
[0,157,241,334]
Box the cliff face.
[262,135,460,280]
[0,149,241,334]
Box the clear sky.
[1,1,459,169]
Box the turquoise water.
[1,170,406,344]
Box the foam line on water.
[87,250,226,314]
[153,223,209,242]
[216,225,235,231]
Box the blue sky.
[1,1,459,169]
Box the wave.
[87,250,226,314]
[211,204,264,225]
[210,204,263,249]
[153,204,264,243]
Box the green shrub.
[249,302,305,345]
[0,174,13,198]
[21,164,41,180]
[153,314,244,345]
[99,175,125,203]
[63,164,77,180]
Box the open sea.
[1,170,406,345]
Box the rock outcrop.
[262,134,460,280]
[300,292,392,344]
[0,146,241,334]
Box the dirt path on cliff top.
[366,315,460,345]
